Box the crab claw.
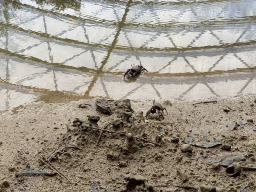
[146,110,151,119]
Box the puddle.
[205,153,246,166]
[1,0,256,111]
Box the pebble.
[119,161,128,167]
[111,118,124,129]
[181,144,193,153]
[226,162,242,177]
[200,185,216,192]
[210,163,221,171]
[221,144,232,151]
[171,137,179,143]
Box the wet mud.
[1,95,256,191]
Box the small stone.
[87,115,100,123]
[181,144,193,153]
[247,119,254,123]
[226,163,242,177]
[155,135,162,143]
[200,185,216,192]
[223,107,231,112]
[240,136,247,140]
[78,104,89,108]
[176,169,189,182]
[107,151,119,161]
[119,161,128,167]
[221,144,232,151]
[210,163,221,171]
[171,137,179,143]
[1,181,10,188]
[111,118,124,129]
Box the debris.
[122,175,153,192]
[176,168,189,182]
[171,137,179,143]
[95,99,113,114]
[221,144,232,151]
[122,133,139,154]
[39,157,72,184]
[96,123,111,146]
[111,118,124,130]
[226,162,242,177]
[247,119,254,124]
[200,185,216,192]
[184,137,221,148]
[87,115,100,123]
[223,107,231,112]
[205,153,246,166]
[0,181,10,188]
[119,161,128,167]
[210,163,221,171]
[72,118,83,127]
[181,144,193,153]
[15,167,57,177]
[193,100,217,105]
[78,103,90,108]
[106,150,119,161]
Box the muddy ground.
[1,95,256,192]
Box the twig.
[48,145,81,162]
[48,145,66,161]
[155,184,198,191]
[193,100,217,105]
[96,123,111,146]
[39,157,72,184]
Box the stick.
[193,100,217,105]
[39,157,72,184]
[96,123,111,146]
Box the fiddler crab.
[146,100,168,120]
[124,64,148,80]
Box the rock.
[119,161,128,167]
[95,99,113,114]
[240,136,247,140]
[176,169,189,182]
[247,119,254,123]
[1,181,10,188]
[155,135,163,143]
[221,144,232,151]
[78,103,90,108]
[122,133,139,154]
[122,175,154,192]
[210,163,221,171]
[111,118,124,129]
[72,118,83,127]
[223,107,231,112]
[121,112,133,122]
[226,162,242,177]
[107,150,119,161]
[87,115,100,123]
[200,185,216,192]
[181,144,193,153]
[171,137,179,143]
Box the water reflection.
[0,0,256,110]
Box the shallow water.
[0,0,256,110]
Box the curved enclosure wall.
[0,0,256,110]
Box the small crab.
[146,100,168,119]
[124,64,148,79]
